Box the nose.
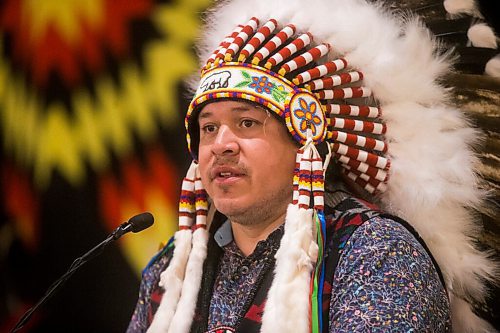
[212,125,239,156]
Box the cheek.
[197,147,211,187]
[274,145,298,185]
[249,142,296,185]
[197,143,211,165]
[197,143,209,161]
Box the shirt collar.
[214,219,233,247]
[213,219,285,257]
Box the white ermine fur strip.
[168,227,209,333]
[261,204,318,333]
[147,229,192,333]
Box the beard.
[203,152,296,228]
[215,181,294,227]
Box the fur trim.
[191,0,499,331]
[261,204,318,333]
[148,230,192,333]
[168,227,209,333]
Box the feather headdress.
[149,0,499,332]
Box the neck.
[231,209,287,256]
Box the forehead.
[198,100,265,119]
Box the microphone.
[129,212,154,232]
[112,212,154,239]
[10,212,154,333]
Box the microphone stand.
[10,222,132,333]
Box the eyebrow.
[198,105,255,120]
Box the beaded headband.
[185,17,389,195]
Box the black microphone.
[10,212,154,333]
[112,212,154,239]
[129,212,154,232]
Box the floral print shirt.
[126,213,451,332]
[328,216,450,332]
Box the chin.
[212,197,249,217]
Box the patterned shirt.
[126,212,451,332]
[329,216,450,332]
[208,221,283,329]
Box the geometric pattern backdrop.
[0,0,209,331]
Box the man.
[127,0,498,332]
[197,101,297,257]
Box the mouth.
[210,166,246,183]
[219,171,237,178]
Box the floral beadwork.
[285,91,326,144]
[249,76,273,94]
[235,70,288,102]
[293,97,322,135]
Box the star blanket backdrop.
[0,0,210,331]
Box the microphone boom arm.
[10,213,154,332]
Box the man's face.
[197,100,298,226]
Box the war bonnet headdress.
[148,0,498,332]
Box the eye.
[240,119,256,128]
[201,124,217,134]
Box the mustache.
[209,157,249,173]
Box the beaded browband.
[185,17,389,195]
